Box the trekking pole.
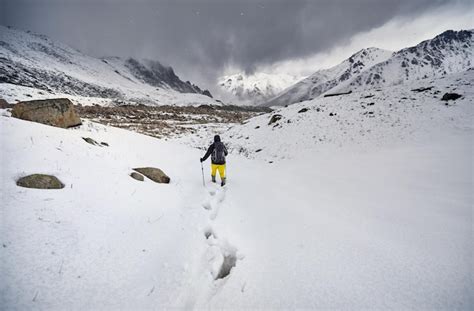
[200,162,205,187]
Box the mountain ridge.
[0,25,215,106]
[261,29,473,107]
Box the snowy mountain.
[264,29,473,107]
[217,72,300,104]
[0,25,216,106]
[263,47,392,107]
[332,29,474,93]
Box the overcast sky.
[1,0,473,92]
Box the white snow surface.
[0,25,217,107]
[1,66,472,309]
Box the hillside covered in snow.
[183,69,474,162]
[0,25,217,106]
[263,29,473,107]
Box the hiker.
[200,135,228,186]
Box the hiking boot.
[221,178,226,187]
[211,176,216,183]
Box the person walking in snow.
[200,135,228,186]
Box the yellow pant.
[211,164,226,179]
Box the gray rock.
[82,137,99,146]
[268,114,282,125]
[441,93,462,101]
[130,172,144,181]
[11,98,82,128]
[17,174,65,189]
[133,167,170,184]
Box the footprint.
[215,253,237,280]
[203,227,216,239]
[202,201,211,210]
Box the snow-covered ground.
[1,72,472,311]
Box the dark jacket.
[202,135,228,164]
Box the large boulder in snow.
[16,174,65,189]
[11,98,82,128]
[133,167,170,184]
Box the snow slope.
[1,79,472,309]
[0,25,216,106]
[218,70,474,161]
[218,72,300,104]
[263,47,392,107]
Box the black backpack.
[211,142,226,164]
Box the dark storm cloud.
[0,0,468,88]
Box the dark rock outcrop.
[17,174,65,189]
[324,90,352,97]
[133,167,170,184]
[268,114,282,125]
[441,93,462,101]
[82,137,99,146]
[12,98,82,128]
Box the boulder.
[11,98,82,128]
[133,167,170,184]
[17,174,65,189]
[298,108,308,113]
[130,172,144,181]
[441,93,462,101]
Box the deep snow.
[1,97,472,309]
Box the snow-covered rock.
[0,25,216,106]
[217,72,300,104]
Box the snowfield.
[1,68,472,310]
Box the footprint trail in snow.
[184,183,242,308]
